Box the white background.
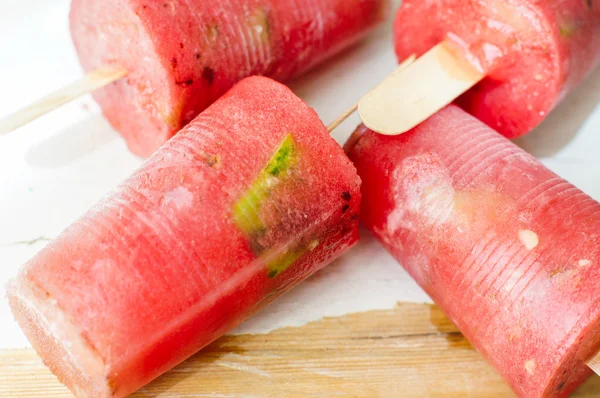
[1,0,600,349]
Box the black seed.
[171,57,178,68]
[203,66,215,86]
[341,191,352,202]
[176,79,194,87]
[195,53,201,60]
[342,204,350,213]
[351,214,358,220]
[557,381,565,390]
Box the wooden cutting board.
[1,303,599,397]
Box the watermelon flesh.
[7,76,361,398]
[346,105,600,398]
[394,0,600,139]
[70,0,388,157]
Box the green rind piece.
[233,134,297,236]
[267,249,305,279]
[266,239,319,279]
[234,134,309,277]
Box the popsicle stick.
[327,103,359,133]
[326,55,416,133]
[0,67,128,135]
[587,353,600,376]
[358,39,485,136]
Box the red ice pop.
[7,76,361,398]
[346,105,600,397]
[70,0,388,156]
[394,0,600,138]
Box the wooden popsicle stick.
[326,55,416,133]
[327,103,358,133]
[1,44,461,138]
[0,67,128,135]
[358,39,486,136]
[587,353,600,375]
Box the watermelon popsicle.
[70,0,388,157]
[393,0,600,138]
[346,105,600,397]
[7,76,361,398]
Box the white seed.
[525,360,536,375]
[519,230,539,250]
[579,259,591,267]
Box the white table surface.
[1,0,600,350]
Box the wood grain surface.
[1,303,599,397]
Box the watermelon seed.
[203,67,215,85]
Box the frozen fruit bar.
[70,0,388,156]
[394,0,600,138]
[7,77,361,398]
[347,105,600,397]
